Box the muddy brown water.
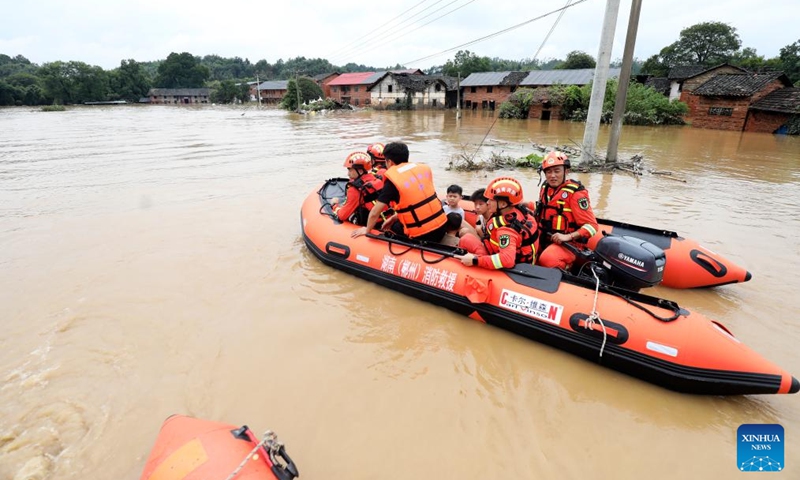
[1,106,799,479]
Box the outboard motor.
[593,234,666,290]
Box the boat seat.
[505,264,562,293]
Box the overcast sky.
[2,0,798,71]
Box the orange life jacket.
[347,173,384,224]
[535,180,585,236]
[483,206,539,264]
[383,162,446,238]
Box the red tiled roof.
[328,72,377,86]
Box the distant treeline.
[2,21,797,107]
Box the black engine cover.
[594,234,666,290]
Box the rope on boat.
[583,266,609,358]
[223,430,281,480]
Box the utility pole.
[456,72,461,119]
[255,74,261,109]
[580,0,621,165]
[606,0,642,163]
[295,70,302,113]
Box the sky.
[1,0,798,72]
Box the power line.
[344,0,479,65]
[326,0,431,59]
[329,0,449,64]
[532,0,575,61]
[401,0,589,65]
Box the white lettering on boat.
[381,255,396,274]
[356,254,370,263]
[398,259,421,281]
[422,266,457,292]
[499,289,563,325]
[645,341,678,357]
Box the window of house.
[487,86,493,93]
[482,100,488,109]
[432,99,437,107]
[511,86,517,93]
[470,87,476,93]
[355,86,359,92]
[435,84,441,92]
[355,98,359,106]
[465,100,472,108]
[388,85,393,93]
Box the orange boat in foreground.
[302,179,797,395]
[140,415,298,480]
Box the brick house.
[312,72,339,98]
[148,88,210,104]
[255,80,288,105]
[369,72,456,109]
[460,71,529,111]
[328,70,423,106]
[744,87,800,134]
[328,72,381,106]
[676,64,748,118]
[519,68,621,120]
[689,72,793,131]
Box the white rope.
[583,265,608,358]
[224,430,279,480]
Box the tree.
[779,39,800,84]
[209,79,250,104]
[154,52,210,88]
[667,21,741,65]
[38,60,109,104]
[280,77,323,111]
[441,50,491,77]
[110,59,152,102]
[556,51,596,70]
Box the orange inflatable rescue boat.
[140,415,298,480]
[302,179,797,395]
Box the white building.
[369,72,453,109]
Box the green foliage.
[109,59,152,102]
[441,50,491,77]
[640,53,669,77]
[669,22,741,65]
[779,40,800,85]
[559,79,687,125]
[515,152,543,168]
[40,104,66,111]
[556,51,596,70]
[280,77,323,111]
[209,79,250,104]
[784,115,800,135]
[38,60,109,104]
[498,87,536,119]
[301,97,338,111]
[154,52,210,88]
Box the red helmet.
[540,151,570,171]
[485,177,524,205]
[343,151,372,170]
[367,143,385,161]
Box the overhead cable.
[401,0,589,65]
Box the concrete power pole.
[456,72,461,119]
[606,0,643,163]
[295,70,302,112]
[579,0,621,165]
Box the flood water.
[1,105,799,479]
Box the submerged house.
[327,70,423,106]
[255,80,288,105]
[689,72,793,131]
[519,68,621,120]
[460,71,529,111]
[745,87,800,134]
[147,88,210,105]
[369,72,456,108]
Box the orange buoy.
[140,415,298,480]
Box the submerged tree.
[280,77,323,111]
[154,52,210,88]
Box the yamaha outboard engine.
[593,234,666,290]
